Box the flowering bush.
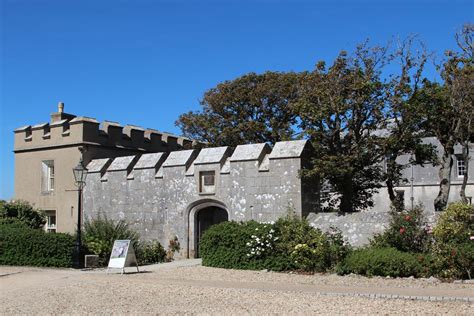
[370,205,432,253]
[200,216,350,272]
[246,224,277,259]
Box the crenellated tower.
[13,102,197,233]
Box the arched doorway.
[195,206,228,257]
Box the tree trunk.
[339,175,354,213]
[434,150,454,212]
[460,141,470,204]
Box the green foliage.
[273,216,333,272]
[433,202,473,244]
[0,200,46,229]
[295,45,388,212]
[337,247,422,277]
[83,214,140,266]
[431,203,474,279]
[370,205,432,253]
[200,221,271,270]
[200,216,351,272]
[136,240,166,265]
[176,72,300,147]
[0,223,75,267]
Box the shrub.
[370,205,432,253]
[337,247,422,277]
[200,221,271,270]
[0,223,75,267]
[431,203,474,279]
[0,200,46,229]
[200,216,350,272]
[325,227,352,267]
[433,202,473,244]
[83,214,140,266]
[136,240,166,265]
[165,236,181,262]
[273,216,334,272]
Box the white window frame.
[42,160,55,192]
[45,210,57,233]
[457,157,466,177]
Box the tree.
[443,24,473,204]
[176,72,300,147]
[416,24,473,211]
[381,36,438,211]
[295,44,387,212]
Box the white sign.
[107,240,139,274]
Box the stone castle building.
[13,103,195,233]
[13,105,473,257]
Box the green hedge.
[200,218,350,272]
[337,247,423,277]
[0,224,75,267]
[200,221,270,270]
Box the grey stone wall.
[307,210,440,247]
[84,140,311,258]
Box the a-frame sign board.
[107,240,139,274]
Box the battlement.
[14,103,196,153]
[86,140,310,180]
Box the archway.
[195,206,228,257]
[187,200,228,258]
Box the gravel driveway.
[1,261,472,315]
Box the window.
[199,171,215,194]
[45,210,56,233]
[42,160,55,192]
[457,158,466,177]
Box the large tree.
[295,44,387,212]
[176,72,300,147]
[381,36,438,210]
[443,24,473,204]
[416,24,473,211]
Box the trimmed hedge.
[0,224,75,267]
[337,247,423,277]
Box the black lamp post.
[73,151,88,268]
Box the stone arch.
[187,199,228,258]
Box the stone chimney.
[51,101,76,123]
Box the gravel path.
[1,262,472,315]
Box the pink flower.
[399,227,406,234]
[404,215,411,221]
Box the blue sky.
[1,0,472,199]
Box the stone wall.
[84,140,311,258]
